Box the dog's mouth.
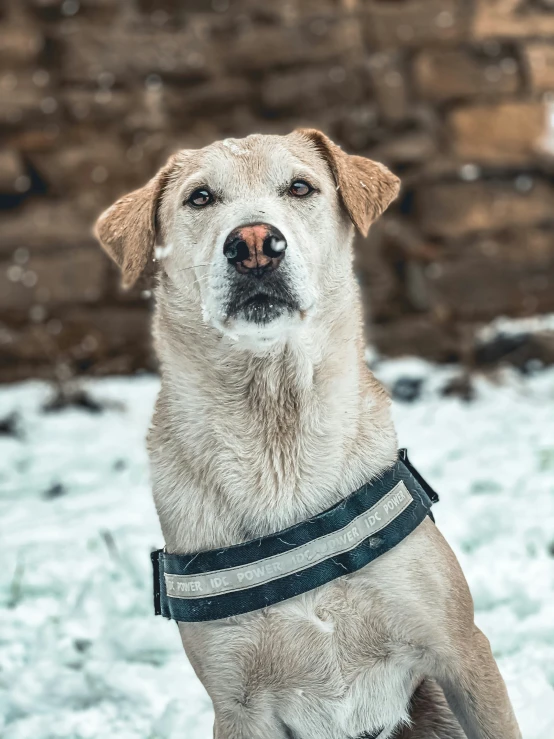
[226,279,300,324]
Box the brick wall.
[2,0,554,381]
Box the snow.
[1,361,553,738]
[154,243,174,260]
[476,312,554,343]
[221,139,249,156]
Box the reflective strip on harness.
[164,482,411,600]
[152,449,438,622]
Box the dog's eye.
[187,188,214,207]
[289,180,313,197]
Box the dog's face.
[158,133,339,339]
[95,130,399,344]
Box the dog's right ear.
[94,157,175,289]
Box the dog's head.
[95,130,399,344]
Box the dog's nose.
[223,223,287,277]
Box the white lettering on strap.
[164,481,413,600]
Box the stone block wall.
[2,0,554,380]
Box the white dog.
[95,130,520,739]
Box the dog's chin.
[210,295,306,350]
[227,315,303,351]
[232,294,294,325]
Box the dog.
[95,130,521,739]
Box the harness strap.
[152,449,437,622]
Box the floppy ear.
[297,129,400,237]
[94,158,175,288]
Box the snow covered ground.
[1,359,553,739]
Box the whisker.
[175,263,212,273]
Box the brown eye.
[289,180,313,197]
[187,188,213,207]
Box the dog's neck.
[149,275,397,553]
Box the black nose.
[223,223,287,277]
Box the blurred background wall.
[2,0,554,382]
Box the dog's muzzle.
[222,223,299,324]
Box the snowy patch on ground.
[476,312,554,342]
[1,361,553,738]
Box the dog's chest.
[267,602,414,738]
[181,574,419,739]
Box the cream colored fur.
[95,131,521,739]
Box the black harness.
[152,449,438,623]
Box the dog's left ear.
[94,156,176,289]
[296,129,400,237]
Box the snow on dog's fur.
[95,130,520,739]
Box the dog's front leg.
[436,625,520,739]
